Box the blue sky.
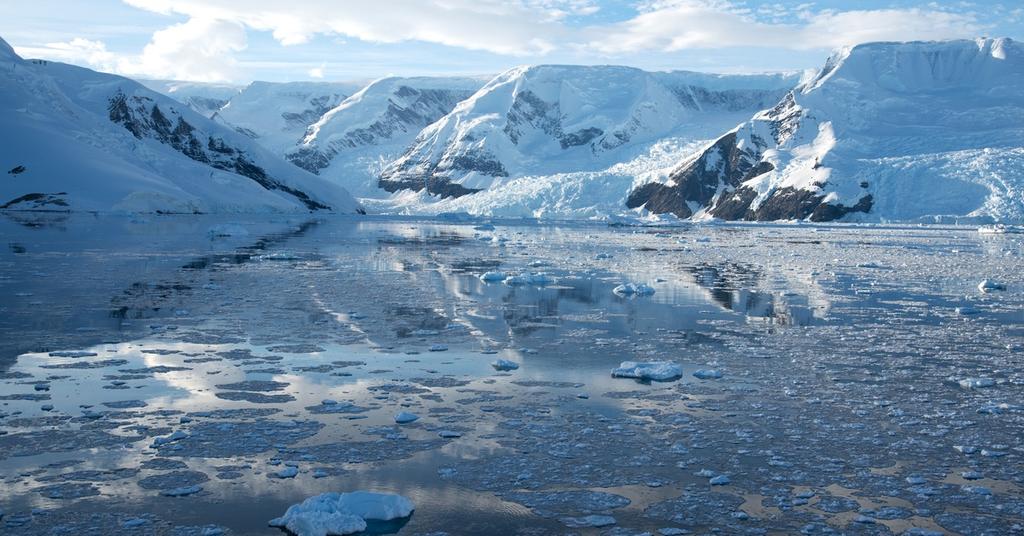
[1,1,1020,83]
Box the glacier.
[0,37,362,214]
[627,38,1024,223]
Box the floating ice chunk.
[270,467,299,479]
[693,369,723,380]
[269,491,414,536]
[207,224,249,238]
[152,430,189,447]
[122,518,149,528]
[853,515,876,524]
[160,485,203,497]
[961,471,983,480]
[958,378,995,389]
[394,412,419,424]
[613,283,655,296]
[977,224,1008,234]
[428,344,448,352]
[955,306,979,315]
[978,279,1006,293]
[491,359,520,371]
[321,399,338,406]
[473,224,496,231]
[905,476,927,485]
[559,515,616,528]
[904,529,944,536]
[611,361,682,382]
[709,475,731,486]
[479,271,507,282]
[595,253,613,260]
[48,351,98,358]
[503,272,554,286]
[659,529,688,536]
[962,485,992,496]
[438,430,462,438]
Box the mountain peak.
[0,36,21,62]
[804,37,1022,93]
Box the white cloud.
[308,62,325,79]
[15,38,118,71]
[585,2,986,53]
[121,0,568,55]
[17,18,246,82]
[125,17,246,81]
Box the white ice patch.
[268,491,414,536]
[611,361,682,381]
[491,359,520,371]
[612,283,655,296]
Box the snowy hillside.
[0,38,362,214]
[378,65,798,201]
[286,77,484,197]
[139,79,242,118]
[628,38,1024,223]
[213,81,365,155]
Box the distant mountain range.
[0,38,361,214]
[5,35,1022,222]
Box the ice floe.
[611,361,682,381]
[268,491,414,536]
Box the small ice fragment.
[428,344,448,352]
[152,430,189,447]
[963,485,992,495]
[955,306,979,315]
[122,518,149,528]
[977,279,1006,293]
[709,475,731,486]
[207,224,249,238]
[693,369,723,380]
[559,515,616,528]
[958,378,995,389]
[490,359,519,371]
[905,476,927,485]
[321,399,338,406]
[394,412,419,424]
[160,485,202,497]
[613,283,655,296]
[269,491,414,536]
[659,529,689,536]
[270,467,299,479]
[48,351,98,358]
[961,471,983,480]
[438,430,462,438]
[853,515,876,524]
[611,361,682,381]
[479,271,507,282]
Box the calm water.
[0,214,1022,535]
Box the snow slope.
[0,38,361,214]
[138,79,242,118]
[628,38,1024,223]
[378,65,798,203]
[286,77,484,197]
[214,81,365,155]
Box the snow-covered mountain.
[213,81,365,155]
[138,79,242,118]
[286,77,484,197]
[0,38,362,214]
[377,65,798,200]
[628,38,1024,223]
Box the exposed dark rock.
[107,89,330,211]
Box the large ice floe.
[268,491,414,536]
[611,361,683,381]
